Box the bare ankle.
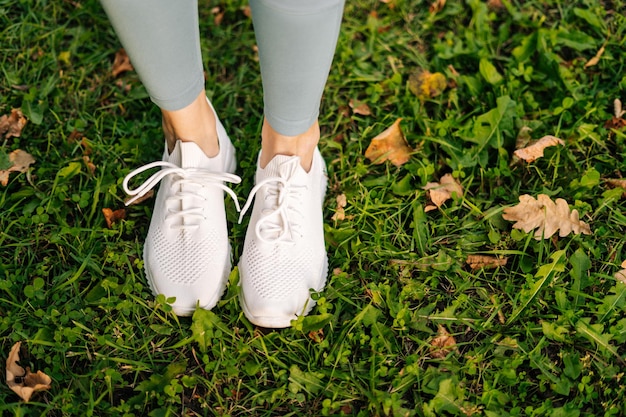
[161,91,220,158]
[260,119,320,171]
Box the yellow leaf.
[513,135,564,163]
[365,118,412,166]
[466,255,508,270]
[408,69,447,100]
[423,173,463,211]
[6,342,52,403]
[502,194,591,240]
[584,45,605,68]
[331,193,347,221]
[0,149,36,186]
[429,0,446,14]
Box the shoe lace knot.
[239,176,306,244]
[123,161,241,230]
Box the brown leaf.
[112,49,134,77]
[365,118,412,166]
[584,45,605,68]
[124,189,154,206]
[241,5,252,18]
[348,99,372,116]
[211,6,225,25]
[502,194,591,240]
[0,149,36,186]
[331,193,347,221]
[308,329,324,343]
[487,0,504,9]
[6,342,52,403]
[466,255,508,270]
[82,155,96,176]
[430,326,457,359]
[429,0,446,14]
[513,135,564,163]
[408,69,447,100]
[102,208,126,228]
[606,179,626,197]
[423,173,463,211]
[605,117,626,129]
[0,109,27,139]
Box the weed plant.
[1,0,626,415]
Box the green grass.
[2,0,626,415]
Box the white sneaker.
[123,111,240,316]
[238,148,328,328]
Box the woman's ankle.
[260,119,320,171]
[161,90,220,158]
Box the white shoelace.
[123,161,241,230]
[239,176,307,244]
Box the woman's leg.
[239,0,345,328]
[100,0,218,157]
[101,0,239,316]
[250,0,345,170]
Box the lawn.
[2,0,626,415]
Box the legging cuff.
[149,74,205,112]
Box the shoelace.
[123,161,241,230]
[239,176,306,244]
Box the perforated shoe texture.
[238,149,328,328]
[123,107,240,316]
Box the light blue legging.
[99,0,345,136]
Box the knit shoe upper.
[238,148,328,328]
[123,120,240,316]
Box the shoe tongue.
[262,155,302,180]
[168,141,219,170]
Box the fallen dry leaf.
[124,189,154,206]
[423,173,463,212]
[241,5,252,18]
[308,329,324,343]
[429,0,445,13]
[515,125,534,150]
[0,149,36,186]
[514,135,564,163]
[605,99,626,129]
[83,155,96,176]
[430,326,457,359]
[112,49,134,77]
[102,207,126,228]
[615,98,625,118]
[365,118,412,166]
[466,255,508,270]
[584,44,605,68]
[487,0,504,9]
[211,6,225,25]
[331,193,347,221]
[0,109,27,139]
[408,69,447,100]
[349,99,372,116]
[6,342,52,403]
[606,179,626,197]
[616,261,626,284]
[502,194,591,240]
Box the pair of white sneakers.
[123,106,328,328]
